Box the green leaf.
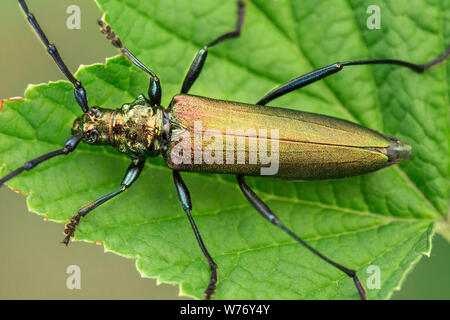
[0,0,448,299]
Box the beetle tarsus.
[97,19,123,49]
[62,215,81,246]
[352,274,368,300]
[60,161,144,246]
[204,263,218,300]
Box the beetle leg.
[0,135,82,187]
[62,160,145,245]
[97,20,161,107]
[258,47,450,106]
[18,0,89,113]
[236,174,368,300]
[181,0,246,94]
[172,170,218,300]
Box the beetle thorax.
[72,94,164,160]
[112,95,164,159]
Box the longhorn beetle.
[1,0,449,300]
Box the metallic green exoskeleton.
[4,0,448,301]
[165,94,411,179]
[73,95,164,159]
[72,94,412,180]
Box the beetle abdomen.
[165,94,411,180]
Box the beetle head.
[72,106,114,145]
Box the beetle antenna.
[18,0,89,113]
[0,135,82,187]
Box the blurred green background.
[0,0,448,299]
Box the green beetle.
[2,0,448,300]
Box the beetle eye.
[88,107,102,118]
[85,129,99,144]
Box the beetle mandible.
[1,0,449,300]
